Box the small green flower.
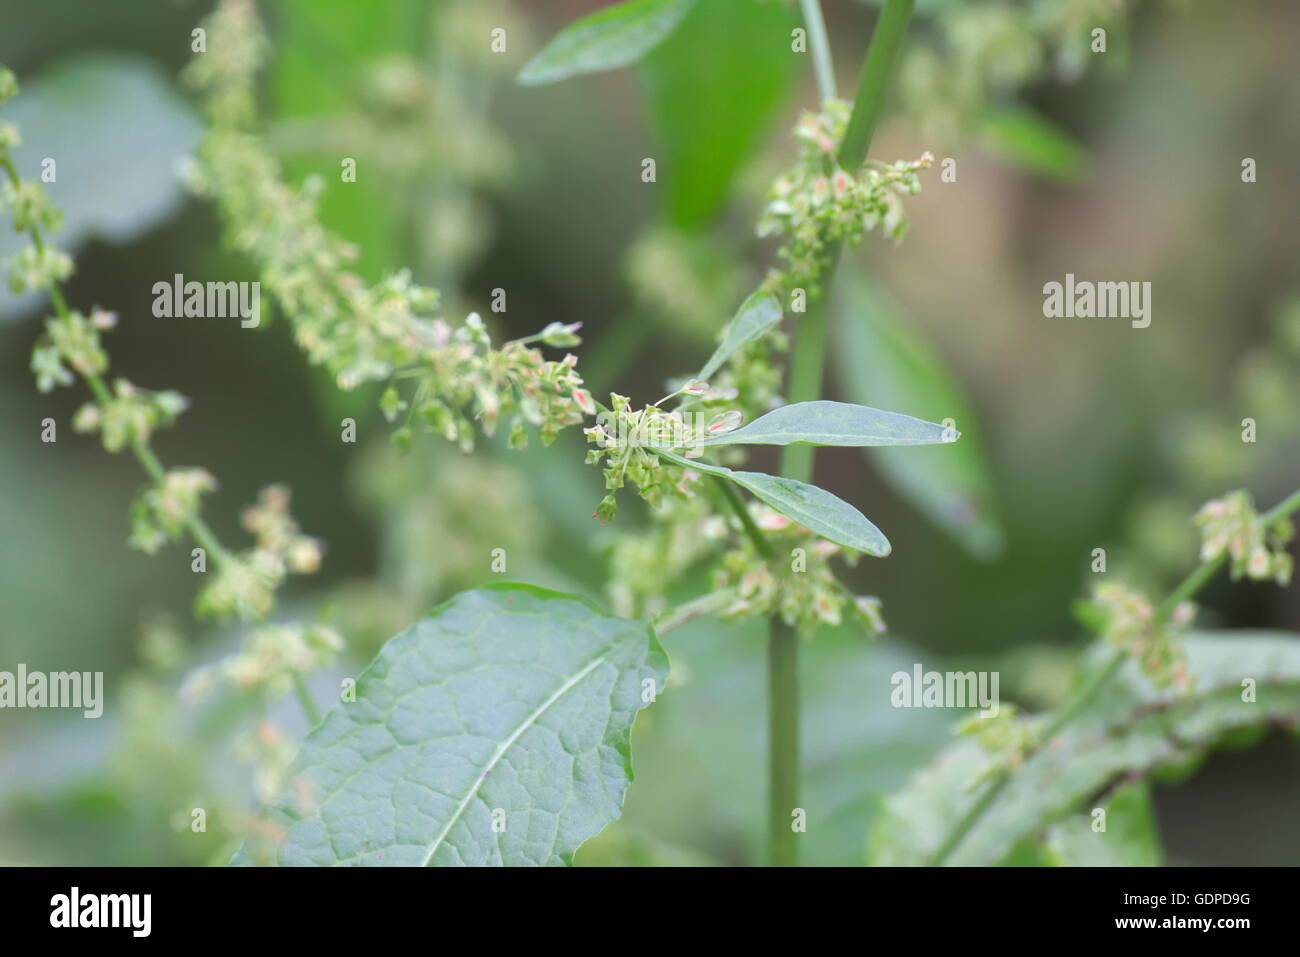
[1089,582,1194,692]
[30,343,72,393]
[1195,490,1293,586]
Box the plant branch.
[800,0,837,103]
[837,0,915,169]
[712,474,775,560]
[767,0,917,868]
[655,588,737,635]
[926,485,1300,866]
[2,155,234,568]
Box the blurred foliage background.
[0,0,1297,865]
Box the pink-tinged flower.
[573,388,596,415]
[707,410,742,434]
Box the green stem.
[712,474,775,560]
[837,0,915,170]
[778,245,840,484]
[769,617,800,867]
[292,672,321,727]
[800,0,837,103]
[768,0,917,868]
[927,485,1300,866]
[655,589,736,635]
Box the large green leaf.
[239,584,667,866]
[695,289,782,382]
[660,450,890,555]
[833,270,1004,559]
[698,399,957,449]
[518,0,695,86]
[868,631,1300,866]
[639,0,798,227]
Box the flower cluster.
[583,391,748,522]
[1089,582,1195,692]
[196,486,324,622]
[1194,491,1293,586]
[183,622,343,706]
[0,133,73,295]
[713,505,887,638]
[606,496,722,619]
[958,704,1035,782]
[35,307,191,457]
[232,721,299,806]
[129,469,219,555]
[758,99,932,297]
[1,177,59,234]
[7,53,334,760]
[185,3,590,454]
[75,379,191,454]
[30,307,112,392]
[383,313,591,453]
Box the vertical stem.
[800,0,837,103]
[837,0,915,169]
[767,0,916,867]
[768,617,800,867]
[778,245,841,484]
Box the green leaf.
[868,631,1300,866]
[696,289,782,382]
[982,105,1088,183]
[1046,782,1163,866]
[238,584,667,866]
[697,399,957,449]
[833,269,1004,559]
[639,0,797,227]
[660,450,890,555]
[518,0,696,86]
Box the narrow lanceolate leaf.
[238,584,668,866]
[660,450,890,556]
[868,632,1300,866]
[696,289,783,382]
[833,270,1004,560]
[639,0,798,228]
[517,0,696,86]
[981,105,1088,183]
[696,399,957,449]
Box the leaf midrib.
[418,651,612,866]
